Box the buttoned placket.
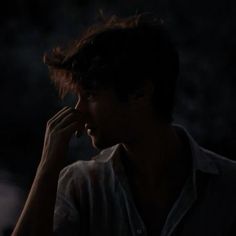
[136,228,144,235]
[118,175,147,236]
[160,176,197,236]
[113,150,147,236]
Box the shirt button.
[136,228,143,234]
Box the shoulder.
[199,147,236,200]
[201,147,236,180]
[58,145,118,188]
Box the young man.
[12,13,236,236]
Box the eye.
[84,90,97,101]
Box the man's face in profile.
[75,86,133,150]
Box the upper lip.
[85,123,95,130]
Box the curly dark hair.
[44,12,179,123]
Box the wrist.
[37,160,63,178]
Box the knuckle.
[47,121,54,129]
[47,120,52,126]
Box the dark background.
[0,0,236,235]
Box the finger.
[48,106,70,123]
[51,106,70,118]
[60,120,85,139]
[50,107,77,127]
[54,111,85,130]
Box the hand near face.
[39,106,86,172]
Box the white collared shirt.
[54,125,236,236]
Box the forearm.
[12,164,61,236]
[12,106,84,236]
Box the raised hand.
[39,106,86,172]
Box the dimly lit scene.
[1,0,236,235]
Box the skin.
[74,86,133,150]
[12,81,190,236]
[12,106,86,236]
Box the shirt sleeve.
[53,166,81,236]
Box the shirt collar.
[173,124,219,175]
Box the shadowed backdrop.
[0,0,236,235]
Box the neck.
[121,122,188,186]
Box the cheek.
[88,99,130,127]
[88,103,113,126]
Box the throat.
[120,129,192,215]
[119,125,192,235]
[120,124,192,189]
[121,125,187,178]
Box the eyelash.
[76,90,98,104]
[84,91,97,100]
